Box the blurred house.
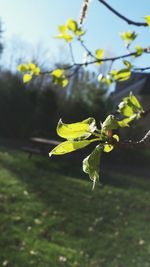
[111,72,150,133]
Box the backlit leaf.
[49,139,96,156]
[118,115,137,127]
[135,45,144,57]
[120,31,137,44]
[102,115,119,131]
[17,64,29,72]
[113,68,131,81]
[83,145,102,189]
[67,19,78,32]
[57,118,96,140]
[103,144,114,153]
[144,16,150,26]
[51,69,64,78]
[23,74,32,83]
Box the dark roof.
[114,72,150,95]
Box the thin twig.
[80,40,97,59]
[40,46,150,75]
[111,130,150,149]
[98,0,147,27]
[69,43,76,64]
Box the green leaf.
[98,74,113,85]
[95,49,104,65]
[55,33,73,42]
[49,139,96,156]
[123,60,132,69]
[118,93,144,117]
[130,93,142,109]
[144,16,150,26]
[95,49,104,59]
[57,118,96,140]
[67,19,78,32]
[102,115,119,131]
[17,64,29,72]
[113,134,119,142]
[74,29,85,36]
[58,25,67,34]
[103,144,114,153]
[120,31,137,44]
[62,79,69,87]
[112,68,131,81]
[83,145,102,190]
[134,45,144,57]
[118,115,137,127]
[51,69,64,78]
[23,74,32,83]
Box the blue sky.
[1,0,150,69]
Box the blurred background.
[0,1,150,267]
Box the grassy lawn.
[0,147,150,267]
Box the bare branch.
[115,131,150,149]
[40,46,150,75]
[98,0,147,27]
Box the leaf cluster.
[49,93,144,189]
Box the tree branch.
[112,130,150,149]
[40,46,150,75]
[97,0,148,27]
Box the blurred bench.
[22,137,60,158]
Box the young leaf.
[95,49,104,65]
[17,64,29,72]
[55,33,73,42]
[102,115,119,131]
[123,60,132,69]
[112,68,131,81]
[98,74,113,85]
[103,144,114,153]
[118,115,137,127]
[118,94,144,117]
[51,69,64,78]
[23,74,32,83]
[67,19,78,32]
[58,25,67,34]
[57,118,96,140]
[49,139,97,156]
[134,45,144,57]
[144,16,150,26]
[120,31,137,45]
[83,145,102,190]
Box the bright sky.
[1,0,150,69]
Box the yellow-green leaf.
[96,49,104,59]
[102,115,119,131]
[67,19,77,32]
[17,64,29,72]
[118,115,137,127]
[103,144,114,153]
[58,25,67,34]
[113,69,131,81]
[120,31,137,44]
[57,118,96,140]
[23,74,32,83]
[55,33,73,42]
[49,139,94,156]
[144,16,150,26]
[135,45,144,57]
[51,69,64,78]
[62,79,69,87]
[113,134,119,142]
[83,145,102,189]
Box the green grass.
[0,147,150,267]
